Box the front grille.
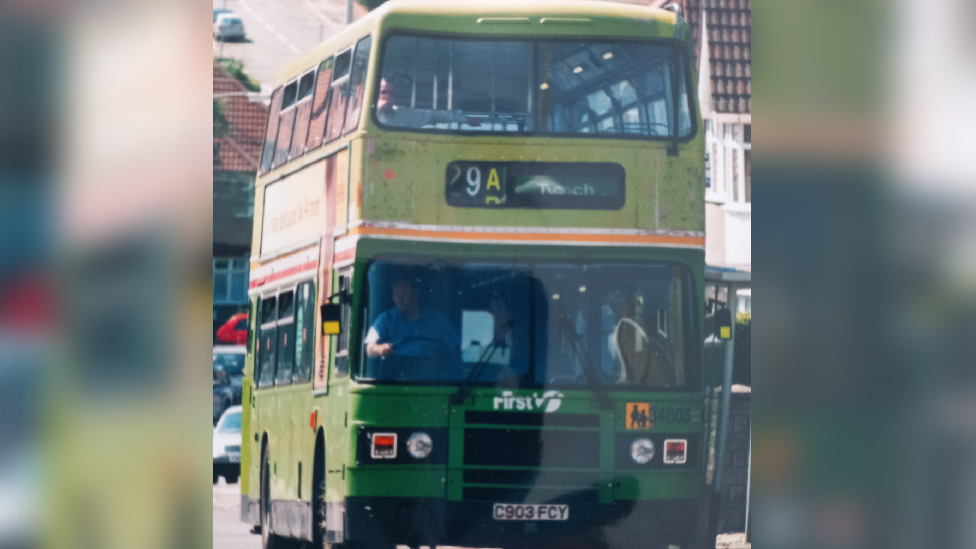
[463,469,600,487]
[463,428,600,468]
[465,411,600,428]
[463,487,599,504]
[459,411,603,502]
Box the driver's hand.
[367,342,394,357]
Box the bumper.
[345,496,700,549]
[213,455,240,476]
[216,29,245,40]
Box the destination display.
[446,161,625,210]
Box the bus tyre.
[312,439,344,549]
[260,444,282,549]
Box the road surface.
[214,479,260,549]
[213,0,348,90]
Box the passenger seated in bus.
[376,73,458,128]
[472,292,514,365]
[608,292,675,387]
[365,278,460,359]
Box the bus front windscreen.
[375,36,694,139]
[360,257,698,390]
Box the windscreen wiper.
[452,341,502,405]
[558,315,612,410]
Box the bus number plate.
[493,503,569,521]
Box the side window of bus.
[275,289,296,385]
[293,281,315,383]
[306,57,334,151]
[247,297,258,361]
[324,48,353,143]
[289,69,317,160]
[259,87,283,174]
[334,273,352,377]
[342,35,372,135]
[273,81,299,168]
[257,295,278,387]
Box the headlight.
[630,438,655,464]
[407,432,433,459]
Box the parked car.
[212,7,232,22]
[213,406,242,484]
[213,13,245,42]
[213,345,246,405]
[213,364,233,425]
[216,312,248,345]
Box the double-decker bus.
[241,1,706,548]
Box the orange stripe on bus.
[249,260,318,289]
[345,227,705,247]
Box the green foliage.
[214,99,231,168]
[355,0,388,11]
[220,59,261,92]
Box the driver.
[365,278,460,358]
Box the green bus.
[242,1,707,548]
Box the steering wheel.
[389,336,455,360]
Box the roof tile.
[213,63,268,172]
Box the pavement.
[213,479,260,549]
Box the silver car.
[213,406,242,484]
[213,14,245,42]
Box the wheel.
[260,444,280,549]
[312,436,326,549]
[213,471,219,485]
[313,435,356,549]
[225,471,239,484]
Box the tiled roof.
[213,64,268,172]
[703,0,751,114]
[651,0,751,115]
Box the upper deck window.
[375,35,694,140]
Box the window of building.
[744,149,751,203]
[213,258,249,305]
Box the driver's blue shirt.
[366,306,460,357]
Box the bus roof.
[273,0,682,87]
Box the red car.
[216,313,248,345]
